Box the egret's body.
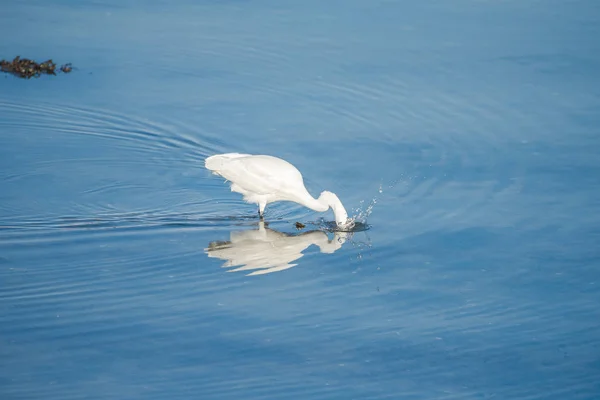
[205,153,352,227]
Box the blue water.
[1,1,599,399]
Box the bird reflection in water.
[205,221,348,275]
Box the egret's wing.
[205,153,251,172]
[219,156,304,195]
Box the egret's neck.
[318,191,350,227]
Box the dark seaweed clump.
[1,56,72,79]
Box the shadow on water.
[0,212,256,232]
[0,211,372,264]
[0,212,371,232]
[205,220,349,275]
[0,210,372,274]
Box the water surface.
[1,1,599,399]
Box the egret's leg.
[258,201,266,219]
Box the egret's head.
[319,191,353,228]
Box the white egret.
[205,153,353,228]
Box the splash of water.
[351,183,382,224]
[348,176,409,227]
[310,178,406,233]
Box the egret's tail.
[205,153,250,172]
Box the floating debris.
[60,63,72,73]
[1,56,73,79]
[295,222,305,230]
